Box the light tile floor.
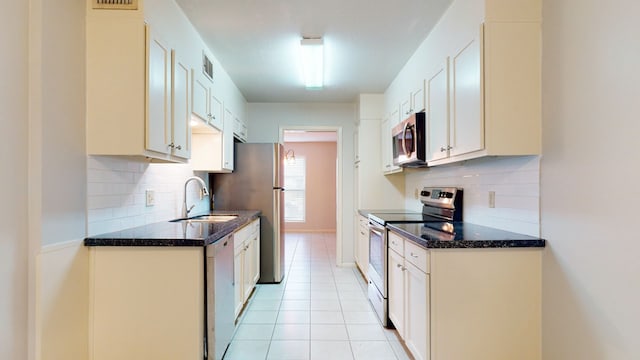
[224,232,412,360]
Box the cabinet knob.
[176,145,182,150]
[396,264,402,268]
[168,143,175,149]
[440,147,446,152]
[447,145,453,150]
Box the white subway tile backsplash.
[86,156,210,236]
[405,156,541,237]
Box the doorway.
[280,127,343,266]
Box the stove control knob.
[421,191,430,197]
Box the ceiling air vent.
[203,52,213,81]
[93,0,138,10]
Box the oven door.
[367,220,387,296]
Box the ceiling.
[175,0,453,103]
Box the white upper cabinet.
[387,0,541,167]
[146,30,172,156]
[86,0,247,164]
[222,108,235,171]
[86,18,191,162]
[191,68,223,132]
[401,83,426,118]
[233,116,248,142]
[171,51,192,159]
[209,92,224,131]
[426,60,449,162]
[191,71,210,123]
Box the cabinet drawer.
[404,240,429,273]
[388,231,404,255]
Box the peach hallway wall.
[284,142,337,232]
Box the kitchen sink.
[170,214,239,223]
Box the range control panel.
[419,187,462,210]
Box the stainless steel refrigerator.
[210,143,285,283]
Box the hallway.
[224,232,411,360]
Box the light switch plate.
[145,189,155,207]
[488,191,496,208]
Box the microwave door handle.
[402,122,410,157]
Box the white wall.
[405,156,540,236]
[0,1,29,358]
[30,0,90,359]
[247,102,357,265]
[541,0,640,359]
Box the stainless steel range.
[367,187,463,327]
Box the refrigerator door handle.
[272,188,283,281]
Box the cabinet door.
[222,108,234,171]
[380,118,391,172]
[389,105,401,127]
[233,246,243,318]
[388,248,405,337]
[146,27,172,155]
[243,239,253,301]
[412,84,425,114]
[401,97,412,118]
[251,231,260,285]
[450,36,483,157]
[209,93,223,131]
[405,261,429,360]
[357,218,369,279]
[426,60,449,162]
[191,70,209,122]
[171,51,191,159]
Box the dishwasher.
[206,233,235,360]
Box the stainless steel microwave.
[392,112,427,167]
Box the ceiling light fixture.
[300,37,324,89]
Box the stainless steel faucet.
[183,176,210,218]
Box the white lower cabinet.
[355,215,369,280]
[233,218,260,319]
[388,230,543,360]
[89,247,204,360]
[388,231,429,359]
[404,260,429,360]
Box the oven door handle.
[368,221,385,235]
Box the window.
[284,156,305,222]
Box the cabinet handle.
[410,252,419,258]
[396,264,402,268]
[440,147,446,152]
[447,145,453,150]
[168,143,175,149]
[176,145,182,150]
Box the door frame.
[279,126,344,266]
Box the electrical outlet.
[145,189,155,207]
[488,191,496,208]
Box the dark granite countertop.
[387,222,545,249]
[84,210,261,247]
